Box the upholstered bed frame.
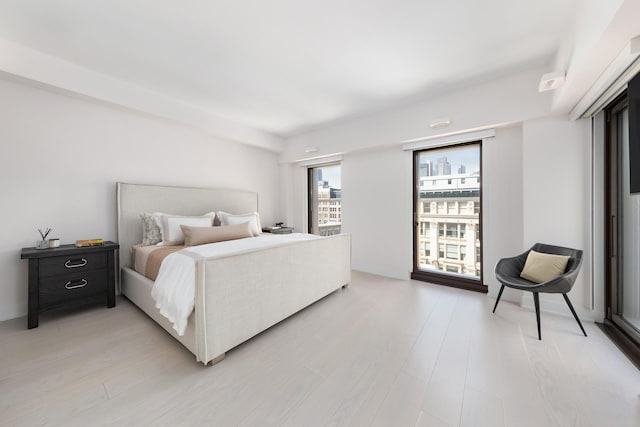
[116,183,351,365]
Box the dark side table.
[20,241,119,329]
[262,226,294,234]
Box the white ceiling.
[0,0,623,140]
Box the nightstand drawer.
[39,252,107,277]
[39,270,107,308]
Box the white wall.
[281,68,544,285]
[483,125,524,301]
[0,78,280,321]
[335,126,526,290]
[521,116,594,318]
[279,162,307,234]
[334,126,526,286]
[0,40,285,151]
[278,145,416,280]
[280,68,601,319]
[341,147,413,279]
[280,66,552,163]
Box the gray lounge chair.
[493,243,586,340]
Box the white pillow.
[216,211,262,236]
[154,212,215,245]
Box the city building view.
[416,145,481,279]
[312,166,342,236]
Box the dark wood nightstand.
[20,241,119,329]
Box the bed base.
[117,182,351,365]
[121,234,351,365]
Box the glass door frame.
[410,141,487,293]
[602,91,640,367]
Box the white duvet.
[151,233,320,336]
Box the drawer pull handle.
[65,279,88,290]
[64,258,87,268]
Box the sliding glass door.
[412,142,485,292]
[606,95,640,345]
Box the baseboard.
[520,295,604,323]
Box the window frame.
[411,141,486,293]
[307,162,342,236]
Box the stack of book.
[75,239,104,247]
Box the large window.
[412,142,485,292]
[308,164,342,236]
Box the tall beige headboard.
[116,182,258,270]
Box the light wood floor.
[1,271,639,426]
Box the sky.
[318,165,341,188]
[418,144,480,173]
[316,144,478,189]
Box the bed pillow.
[140,213,162,246]
[520,250,570,283]
[154,212,215,245]
[216,211,262,236]
[181,222,253,246]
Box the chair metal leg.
[563,294,587,337]
[492,285,505,313]
[533,292,541,340]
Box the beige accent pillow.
[520,250,570,283]
[180,222,253,246]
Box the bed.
[116,183,351,365]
